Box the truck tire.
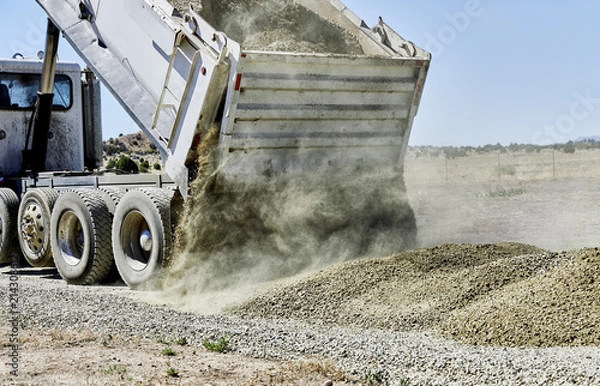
[18,188,59,267]
[51,189,114,284]
[97,187,127,283]
[0,188,19,264]
[112,188,173,289]
[97,187,127,215]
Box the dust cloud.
[147,0,411,312]
[157,148,416,313]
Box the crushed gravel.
[231,243,554,332]
[231,243,600,349]
[443,248,600,347]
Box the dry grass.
[405,148,600,184]
[239,357,356,386]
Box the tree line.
[409,139,600,159]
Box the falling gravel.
[168,0,364,54]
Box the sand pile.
[169,0,364,54]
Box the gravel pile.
[231,243,552,331]
[232,243,600,349]
[443,248,600,347]
[3,272,600,386]
[169,0,364,54]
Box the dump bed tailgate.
[217,51,429,182]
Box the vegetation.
[175,337,188,346]
[139,159,150,173]
[166,367,179,378]
[101,364,127,375]
[105,158,116,169]
[101,334,113,347]
[115,155,139,174]
[410,139,600,159]
[363,370,390,386]
[497,164,516,176]
[161,347,177,356]
[485,188,528,198]
[156,336,168,344]
[202,337,230,353]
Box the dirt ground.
[406,163,600,252]
[1,327,356,385]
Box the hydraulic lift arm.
[22,19,60,174]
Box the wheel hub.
[20,204,45,253]
[57,210,85,264]
[139,229,152,252]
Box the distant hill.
[103,131,158,156]
[576,136,600,143]
[102,131,162,172]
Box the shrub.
[497,164,516,176]
[101,364,126,375]
[203,337,230,353]
[563,140,576,154]
[115,155,139,174]
[161,347,177,356]
[175,337,188,346]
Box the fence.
[404,148,600,184]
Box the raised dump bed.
[37,0,429,192]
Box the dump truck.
[0,0,430,288]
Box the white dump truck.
[0,0,430,287]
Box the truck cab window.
[0,73,72,110]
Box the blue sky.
[1,1,599,146]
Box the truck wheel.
[51,189,113,284]
[0,188,19,264]
[18,188,59,267]
[112,188,173,289]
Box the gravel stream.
[3,270,599,386]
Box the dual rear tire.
[5,186,173,288]
[51,187,173,287]
[51,189,114,284]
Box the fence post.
[552,149,556,180]
[497,153,501,181]
[445,157,449,182]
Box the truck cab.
[0,58,101,184]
